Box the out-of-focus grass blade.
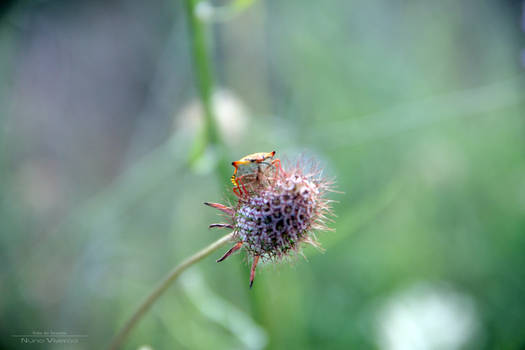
[316,76,525,148]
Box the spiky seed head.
[233,161,333,260]
[207,157,335,287]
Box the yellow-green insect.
[230,151,281,198]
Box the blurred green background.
[1,0,525,349]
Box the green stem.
[185,0,233,183]
[108,232,234,350]
[185,0,221,147]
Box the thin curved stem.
[108,232,234,350]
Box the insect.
[230,151,282,198]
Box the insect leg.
[232,186,243,198]
[271,159,283,179]
[235,174,250,198]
